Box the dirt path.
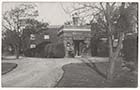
[2,57,108,87]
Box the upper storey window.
[44,35,49,39]
[30,34,35,40]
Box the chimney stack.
[72,12,79,26]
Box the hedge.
[44,42,65,58]
[122,35,138,63]
[91,38,109,57]
[24,41,50,57]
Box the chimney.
[72,12,79,26]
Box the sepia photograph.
[1,1,138,88]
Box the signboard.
[73,35,85,40]
[72,31,86,40]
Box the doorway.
[73,40,84,56]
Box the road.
[2,57,108,87]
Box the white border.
[0,0,139,90]
[63,29,91,31]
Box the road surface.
[2,57,108,87]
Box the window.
[30,34,35,40]
[113,39,118,47]
[30,44,36,48]
[44,35,49,39]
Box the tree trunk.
[108,36,113,58]
[107,33,124,80]
[15,45,19,59]
[107,35,113,80]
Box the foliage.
[23,42,65,58]
[91,39,109,57]
[63,2,138,80]
[21,19,48,50]
[2,4,38,33]
[115,3,138,33]
[44,43,65,58]
[122,34,138,72]
[2,3,49,58]
[24,48,36,57]
[2,3,39,58]
[23,19,48,34]
[24,41,50,57]
[123,34,138,62]
[90,23,108,57]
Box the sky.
[3,2,72,25]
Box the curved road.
[2,57,108,87]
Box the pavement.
[2,56,108,87]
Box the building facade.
[58,25,91,57]
[27,25,61,50]
[27,13,92,58]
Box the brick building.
[58,25,91,57]
[27,13,92,57]
[27,25,61,49]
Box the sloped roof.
[63,25,91,29]
[47,25,62,29]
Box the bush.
[97,41,109,57]
[24,41,50,57]
[91,38,109,57]
[122,34,138,63]
[122,34,138,72]
[44,42,65,58]
[24,48,36,57]
[24,42,65,58]
[35,41,50,57]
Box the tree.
[62,2,138,80]
[2,3,38,59]
[21,18,48,51]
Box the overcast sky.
[3,2,72,25]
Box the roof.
[63,25,91,29]
[57,25,91,35]
[47,25,62,29]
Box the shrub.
[24,41,50,57]
[35,41,50,57]
[122,34,138,63]
[122,34,138,72]
[24,48,36,57]
[91,38,109,57]
[44,42,65,58]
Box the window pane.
[44,35,49,39]
[30,44,36,48]
[30,34,35,40]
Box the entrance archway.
[73,40,84,56]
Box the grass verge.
[56,61,137,87]
[2,63,17,75]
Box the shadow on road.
[80,57,107,79]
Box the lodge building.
[28,13,92,57]
[57,25,91,57]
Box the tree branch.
[100,2,105,14]
[3,17,13,30]
[60,3,71,14]
[2,24,11,31]
[83,4,103,11]
[111,2,116,7]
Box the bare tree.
[2,3,38,59]
[61,2,138,80]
